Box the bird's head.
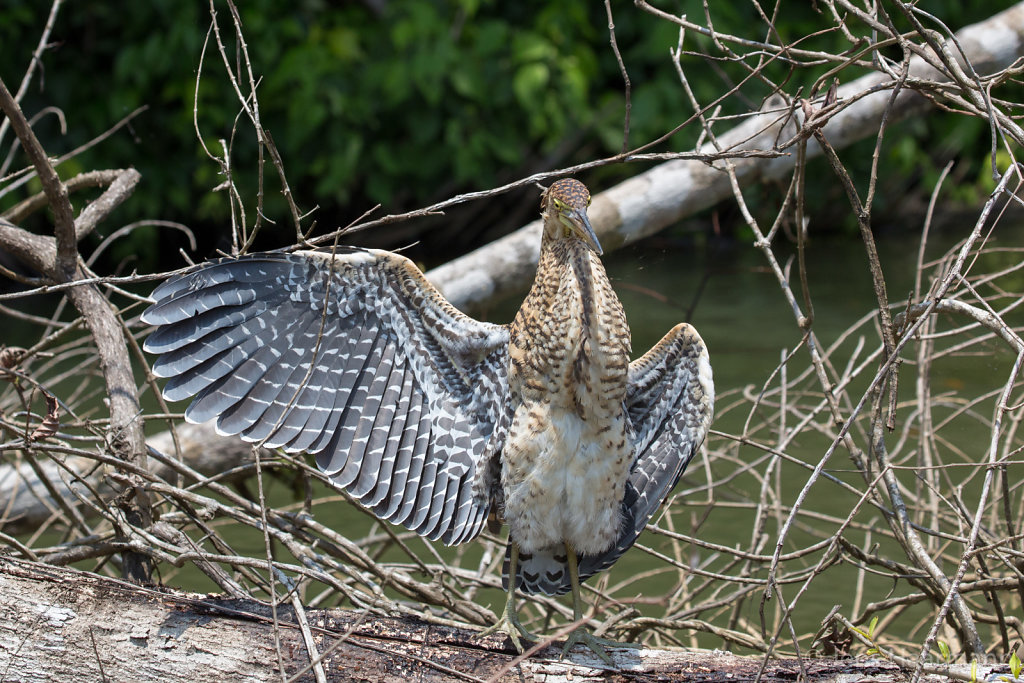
[541,178,602,255]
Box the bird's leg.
[477,541,536,652]
[560,542,638,666]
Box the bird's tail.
[502,543,572,596]
[500,495,640,596]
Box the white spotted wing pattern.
[143,248,508,545]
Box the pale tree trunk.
[0,423,260,534]
[427,3,1024,313]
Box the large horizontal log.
[426,3,1024,313]
[0,422,259,533]
[0,557,1002,682]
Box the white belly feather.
[502,403,632,555]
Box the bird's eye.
[587,197,592,206]
[553,199,566,210]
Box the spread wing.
[508,323,713,594]
[142,248,509,546]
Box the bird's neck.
[509,228,631,414]
[532,232,600,318]
[538,229,587,271]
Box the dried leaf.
[825,77,839,107]
[0,346,28,369]
[30,392,60,441]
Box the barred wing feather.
[508,323,713,594]
[142,249,509,546]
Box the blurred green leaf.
[513,63,550,108]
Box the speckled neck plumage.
[509,235,630,419]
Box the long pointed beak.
[571,209,603,256]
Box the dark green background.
[0,1,1008,268]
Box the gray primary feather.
[142,248,509,546]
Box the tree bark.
[0,423,260,534]
[0,557,1003,682]
[426,3,1024,313]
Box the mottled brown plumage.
[141,178,714,665]
[475,179,641,661]
[503,179,632,559]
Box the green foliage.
[852,615,881,656]
[0,0,1007,263]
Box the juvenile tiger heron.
[142,179,714,663]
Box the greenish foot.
[477,601,537,654]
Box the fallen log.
[0,422,259,533]
[0,557,1008,682]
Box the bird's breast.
[500,243,634,553]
